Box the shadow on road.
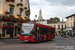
[20,40,55,44]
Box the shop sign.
[66,28,72,30]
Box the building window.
[74,22,75,26]
[9,8,14,15]
[25,3,27,6]
[67,23,69,27]
[58,25,60,29]
[7,28,10,34]
[18,29,20,34]
[20,0,23,3]
[67,18,69,21]
[7,23,14,34]
[20,11,22,17]
[54,25,55,28]
[71,17,72,20]
[71,22,72,27]
[65,25,66,28]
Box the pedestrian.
[56,33,57,36]
[60,32,61,35]
[60,33,62,36]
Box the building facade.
[66,14,75,36]
[0,0,30,18]
[47,18,66,34]
[0,0,30,38]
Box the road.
[0,36,75,50]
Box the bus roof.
[22,22,55,29]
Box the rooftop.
[47,18,57,24]
[66,14,75,18]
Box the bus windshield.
[21,23,35,35]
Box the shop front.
[0,21,21,38]
[56,28,66,35]
[66,28,73,36]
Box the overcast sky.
[29,0,75,21]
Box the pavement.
[0,36,75,50]
[68,36,75,40]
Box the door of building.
[15,26,17,36]
[2,28,5,37]
[10,28,13,38]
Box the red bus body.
[20,22,55,42]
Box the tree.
[54,17,60,22]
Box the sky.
[29,0,75,21]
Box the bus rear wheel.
[41,37,43,42]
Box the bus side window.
[44,28,45,34]
[39,27,41,34]
[42,28,44,35]
[46,28,48,34]
[53,29,55,33]
[51,29,54,34]
[51,30,52,34]
[49,29,51,34]
[45,28,48,34]
[40,27,43,34]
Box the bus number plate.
[24,40,28,42]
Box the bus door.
[46,28,48,40]
[36,27,40,41]
[46,33,48,40]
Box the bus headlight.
[32,36,36,38]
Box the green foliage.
[20,8,24,11]
[17,3,23,6]
[17,14,20,16]
[25,10,30,16]
[9,4,15,7]
[3,15,8,18]
[24,7,27,9]
[54,17,60,22]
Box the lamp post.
[62,19,63,36]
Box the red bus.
[20,22,55,42]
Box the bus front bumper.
[20,38,36,42]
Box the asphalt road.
[0,36,75,50]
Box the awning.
[56,29,66,32]
[66,28,72,30]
